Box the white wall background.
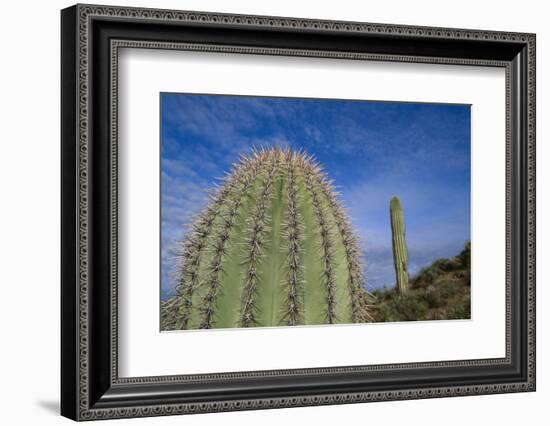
[0,0,546,424]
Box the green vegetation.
[390,196,409,295]
[371,242,471,322]
[162,148,373,330]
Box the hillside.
[370,242,471,322]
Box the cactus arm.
[390,196,409,295]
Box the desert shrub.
[458,242,471,269]
[413,266,438,288]
[371,242,471,323]
[420,288,442,309]
[372,287,397,302]
[447,298,471,319]
[438,280,459,299]
[376,295,429,322]
[433,258,462,272]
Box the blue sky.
[160,93,471,300]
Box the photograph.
[160,94,472,330]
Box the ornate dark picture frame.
[61,4,536,421]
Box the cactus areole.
[390,196,409,295]
[162,148,372,330]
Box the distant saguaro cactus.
[390,196,409,295]
[161,148,372,330]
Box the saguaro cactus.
[390,196,409,295]
[161,148,372,330]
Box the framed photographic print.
[61,4,536,421]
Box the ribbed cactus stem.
[174,174,237,329]
[174,157,261,329]
[304,169,337,323]
[162,148,372,330]
[240,158,277,327]
[283,152,304,325]
[198,163,259,329]
[390,196,409,295]
[312,173,372,322]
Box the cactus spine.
[390,196,409,295]
[162,148,372,330]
